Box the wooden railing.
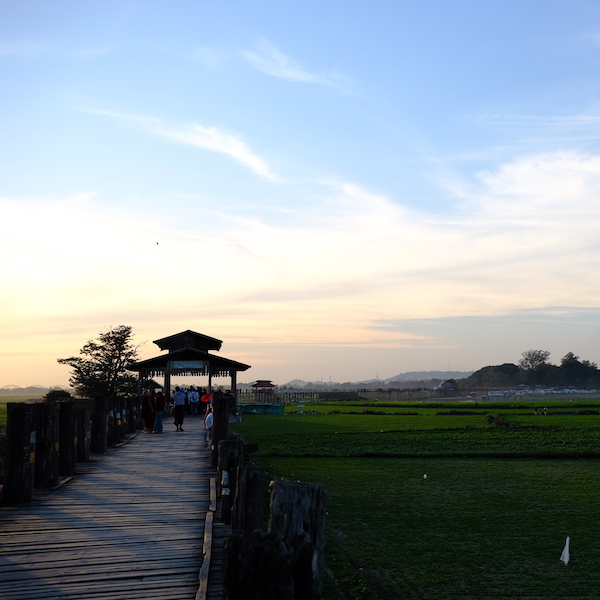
[208,392,326,599]
[2,397,142,504]
[236,386,449,405]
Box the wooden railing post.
[224,531,292,600]
[223,479,326,599]
[114,397,124,443]
[106,399,116,446]
[217,438,244,524]
[211,392,230,469]
[231,466,266,539]
[3,403,36,503]
[133,395,143,430]
[268,480,326,600]
[91,396,108,453]
[34,402,59,488]
[77,407,91,463]
[58,401,78,476]
[125,397,136,433]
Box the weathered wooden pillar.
[3,403,36,503]
[231,466,266,538]
[77,407,91,463]
[133,395,143,430]
[34,402,59,488]
[224,479,326,599]
[268,480,327,600]
[115,397,125,442]
[224,531,294,600]
[217,438,245,524]
[91,396,108,453]
[211,392,230,468]
[125,396,135,433]
[58,401,78,476]
[106,399,116,446]
[230,368,238,412]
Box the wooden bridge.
[0,415,228,600]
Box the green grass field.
[231,402,600,599]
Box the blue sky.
[3,0,600,387]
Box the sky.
[3,0,600,387]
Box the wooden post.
[58,401,78,476]
[3,403,37,503]
[125,397,135,433]
[231,466,266,538]
[106,399,116,446]
[130,395,138,430]
[224,479,326,600]
[34,402,59,488]
[211,392,229,468]
[91,396,108,453]
[217,438,244,524]
[268,480,327,600]
[224,531,294,600]
[115,397,125,442]
[230,368,238,412]
[77,407,91,463]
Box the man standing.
[189,386,200,415]
[173,386,186,432]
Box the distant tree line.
[457,350,600,389]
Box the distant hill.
[385,370,474,383]
[277,371,474,390]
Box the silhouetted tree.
[559,352,600,388]
[518,350,551,371]
[42,389,72,403]
[57,325,139,398]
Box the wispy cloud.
[468,111,600,152]
[0,41,52,57]
[0,41,112,59]
[85,109,278,180]
[160,45,228,69]
[242,38,351,91]
[5,150,600,382]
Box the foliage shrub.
[42,389,72,403]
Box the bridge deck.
[0,414,227,600]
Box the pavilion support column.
[211,392,229,469]
[208,370,213,394]
[230,369,238,411]
[165,362,172,401]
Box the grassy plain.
[231,402,600,600]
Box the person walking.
[189,386,200,415]
[204,405,213,443]
[172,386,186,432]
[153,391,166,433]
[204,406,213,431]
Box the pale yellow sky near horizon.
[5,2,600,388]
[3,153,600,387]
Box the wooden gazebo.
[127,330,251,397]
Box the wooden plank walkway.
[0,414,229,600]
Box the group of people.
[141,385,214,434]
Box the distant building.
[252,380,276,403]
